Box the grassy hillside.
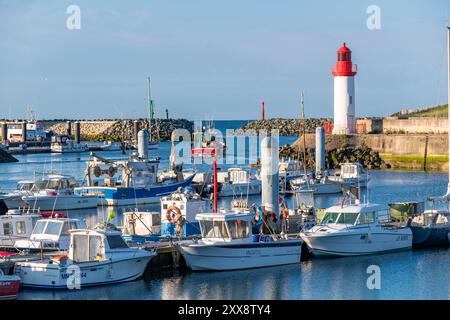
[392,104,448,118]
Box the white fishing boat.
[14,228,156,288]
[22,174,98,210]
[14,217,85,252]
[300,202,413,257]
[51,134,89,153]
[214,168,261,198]
[328,163,370,187]
[0,208,41,248]
[0,179,36,209]
[178,212,302,271]
[291,175,342,195]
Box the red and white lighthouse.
[331,42,357,134]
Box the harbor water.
[1,121,449,300]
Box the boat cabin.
[196,213,253,242]
[14,218,85,251]
[122,210,161,236]
[68,229,131,262]
[411,210,449,226]
[321,203,390,226]
[279,159,303,177]
[0,209,41,247]
[82,153,160,189]
[216,168,252,184]
[338,163,366,180]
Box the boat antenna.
[299,91,310,189]
[148,76,154,143]
[366,170,370,204]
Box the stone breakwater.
[239,118,331,135]
[279,133,388,170]
[279,143,388,170]
[45,119,193,141]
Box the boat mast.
[446,26,450,197]
[148,77,153,142]
[300,92,309,187]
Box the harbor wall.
[45,119,193,141]
[284,133,448,171]
[241,117,448,135]
[382,117,448,134]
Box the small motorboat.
[291,175,342,195]
[0,269,20,299]
[14,217,85,252]
[300,201,413,257]
[51,134,89,153]
[14,228,156,288]
[407,210,450,247]
[0,207,42,248]
[177,212,302,271]
[207,168,261,198]
[328,163,370,188]
[0,180,37,209]
[22,174,98,210]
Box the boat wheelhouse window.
[89,235,104,260]
[227,220,249,239]
[33,220,46,234]
[16,221,26,235]
[61,222,79,236]
[200,219,229,238]
[18,182,34,191]
[33,180,49,190]
[321,212,340,224]
[2,222,12,235]
[336,213,358,225]
[45,221,63,235]
[357,211,376,225]
[106,235,129,249]
[47,179,70,190]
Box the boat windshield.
[32,220,63,236]
[226,220,249,239]
[322,212,358,225]
[46,179,71,190]
[18,182,34,191]
[200,219,229,238]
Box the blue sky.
[0,0,449,120]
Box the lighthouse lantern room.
[332,42,357,134]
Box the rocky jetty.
[239,118,331,136]
[46,119,193,142]
[0,148,18,163]
[279,135,389,170]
